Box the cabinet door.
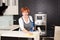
[1,36,29,40]
[1,36,18,40]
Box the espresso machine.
[35,12,47,35]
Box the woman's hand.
[28,32,33,35]
[22,29,33,35]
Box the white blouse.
[18,16,33,31]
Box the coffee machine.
[35,13,47,26]
[35,12,47,35]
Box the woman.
[19,7,34,35]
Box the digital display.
[37,16,42,20]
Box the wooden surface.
[54,26,60,40]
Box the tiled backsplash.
[0,16,13,29]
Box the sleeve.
[29,16,35,27]
[29,16,33,22]
[18,18,24,30]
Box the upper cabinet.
[2,0,18,6]
[0,0,19,16]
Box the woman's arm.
[29,16,36,30]
[22,28,32,34]
[19,18,33,34]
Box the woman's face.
[22,10,29,16]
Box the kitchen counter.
[0,31,40,40]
